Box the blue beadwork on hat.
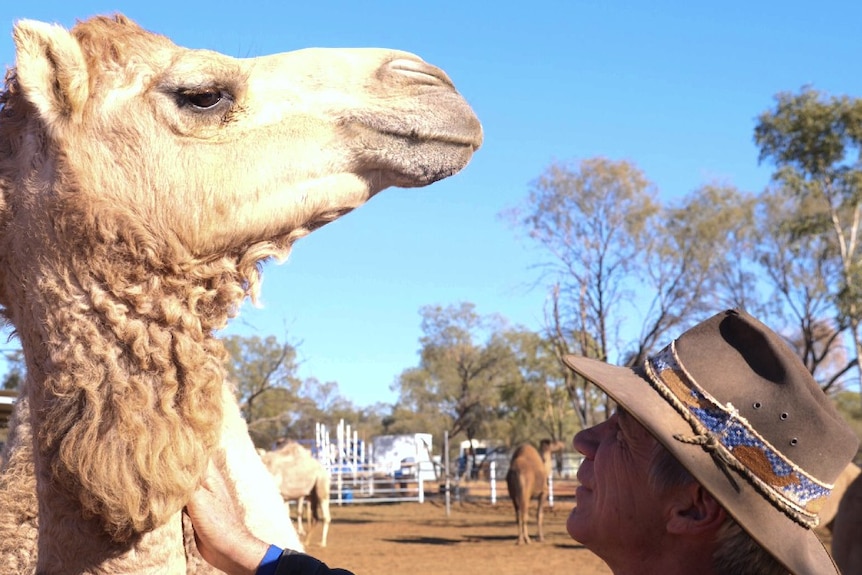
[645,343,832,528]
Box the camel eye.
[178,89,227,110]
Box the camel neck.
[7,247,232,560]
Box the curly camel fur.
[261,442,332,548]
[505,439,564,545]
[0,14,481,574]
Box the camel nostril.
[388,58,454,89]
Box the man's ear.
[12,19,89,129]
[666,482,727,535]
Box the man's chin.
[565,506,589,543]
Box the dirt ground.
[306,492,836,575]
[308,496,612,575]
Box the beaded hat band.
[644,341,832,528]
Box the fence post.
[336,420,344,505]
[444,431,451,517]
[367,442,374,496]
[418,474,424,503]
[548,472,554,508]
[490,461,496,504]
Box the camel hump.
[510,438,563,462]
[508,443,543,469]
[510,442,538,457]
[508,439,562,480]
[275,441,313,459]
[821,462,861,528]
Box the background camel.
[830,463,862,573]
[815,461,860,533]
[261,442,332,548]
[505,439,565,544]
[0,13,481,575]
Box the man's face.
[566,409,672,561]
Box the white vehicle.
[371,433,436,481]
[458,439,506,479]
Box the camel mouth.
[340,97,481,190]
[350,98,484,151]
[358,138,478,190]
[376,128,482,150]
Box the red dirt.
[309,497,612,575]
[307,489,836,575]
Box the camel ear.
[12,19,89,129]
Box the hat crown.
[671,309,856,487]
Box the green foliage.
[1,349,24,391]
[289,377,382,441]
[388,303,581,457]
[223,333,302,421]
[752,185,851,390]
[754,87,862,397]
[833,390,862,463]
[507,157,660,364]
[506,158,752,427]
[497,328,577,445]
[223,333,386,448]
[223,333,306,447]
[755,87,862,176]
[392,303,514,444]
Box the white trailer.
[371,433,436,481]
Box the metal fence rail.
[327,465,428,504]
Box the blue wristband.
[256,544,283,575]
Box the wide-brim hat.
[562,309,858,575]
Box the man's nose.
[573,424,598,458]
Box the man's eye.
[615,425,628,446]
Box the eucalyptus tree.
[223,333,303,446]
[497,327,576,445]
[393,303,518,455]
[635,182,757,363]
[506,158,743,426]
[752,185,851,391]
[755,87,862,395]
[510,158,659,363]
[288,376,374,440]
[504,158,658,426]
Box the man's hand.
[185,457,270,575]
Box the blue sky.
[3,1,861,406]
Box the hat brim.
[562,354,839,575]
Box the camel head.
[5,14,482,259]
[0,14,481,543]
[539,438,565,476]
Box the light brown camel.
[505,439,565,544]
[0,13,481,575]
[830,463,862,573]
[261,442,332,548]
[815,461,860,534]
